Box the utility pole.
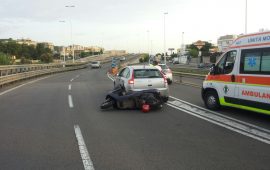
[164,12,168,64]
[245,0,248,34]
[65,5,75,63]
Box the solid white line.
[169,96,270,133]
[68,95,74,108]
[166,101,270,145]
[74,125,95,170]
[0,76,50,97]
[68,84,72,91]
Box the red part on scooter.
[142,104,150,113]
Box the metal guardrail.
[0,64,87,87]
[172,71,206,78]
[0,54,126,87]
[0,63,86,77]
[172,71,206,88]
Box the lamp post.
[181,32,185,55]
[65,5,75,63]
[163,12,168,64]
[147,30,150,58]
[245,0,248,34]
[59,20,66,65]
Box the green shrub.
[40,53,53,63]
[20,57,32,64]
[0,52,11,65]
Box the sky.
[0,0,270,53]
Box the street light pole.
[245,0,248,34]
[164,12,168,64]
[59,20,66,65]
[147,30,150,58]
[181,32,185,55]
[65,5,75,63]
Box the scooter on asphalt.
[100,85,164,112]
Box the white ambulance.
[202,32,270,115]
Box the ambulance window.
[243,52,261,72]
[216,50,236,74]
[224,51,236,74]
[216,55,226,74]
[240,48,270,74]
[261,52,270,72]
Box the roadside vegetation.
[0,52,11,65]
[139,54,149,63]
[0,39,53,64]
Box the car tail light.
[161,71,167,84]
[128,71,135,84]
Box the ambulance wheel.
[204,90,220,110]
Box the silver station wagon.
[114,65,169,102]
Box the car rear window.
[92,62,98,64]
[134,69,163,79]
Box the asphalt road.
[0,62,270,170]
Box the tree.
[171,53,177,58]
[189,48,199,58]
[36,43,52,59]
[40,53,53,63]
[0,52,11,65]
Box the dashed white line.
[76,75,80,78]
[70,78,74,82]
[69,84,72,91]
[74,125,95,170]
[68,95,74,108]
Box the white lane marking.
[68,95,74,108]
[167,100,270,145]
[70,78,74,82]
[76,75,80,78]
[74,125,95,170]
[0,76,50,97]
[169,96,270,133]
[106,70,270,144]
[69,84,72,91]
[106,73,115,81]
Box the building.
[38,42,54,51]
[217,35,239,52]
[84,46,104,53]
[16,38,38,46]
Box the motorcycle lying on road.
[100,86,164,112]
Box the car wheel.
[204,90,220,110]
[167,79,172,85]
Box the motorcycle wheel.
[100,98,114,109]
